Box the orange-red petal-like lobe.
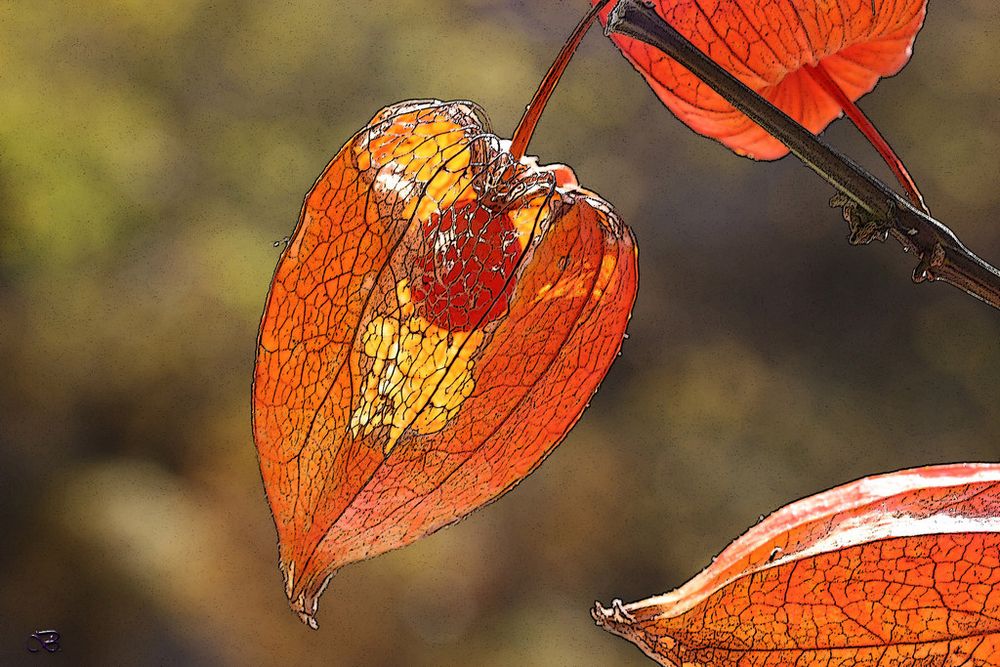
[253,100,637,627]
[597,0,927,159]
[594,463,1000,666]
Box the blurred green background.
[1,1,998,664]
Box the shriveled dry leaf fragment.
[594,463,1000,666]
[253,99,637,628]
[597,0,927,160]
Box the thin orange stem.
[805,61,930,214]
[509,0,613,160]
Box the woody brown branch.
[607,0,1000,311]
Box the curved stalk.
[509,0,613,160]
[805,62,929,214]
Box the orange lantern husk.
[596,0,928,212]
[253,99,638,627]
[593,463,1000,666]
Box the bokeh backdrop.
[1,1,998,665]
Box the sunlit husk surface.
[254,100,638,627]
[594,463,1000,666]
[597,0,927,159]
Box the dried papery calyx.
[593,463,1000,666]
[253,0,636,630]
[595,0,929,210]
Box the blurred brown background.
[1,1,998,665]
